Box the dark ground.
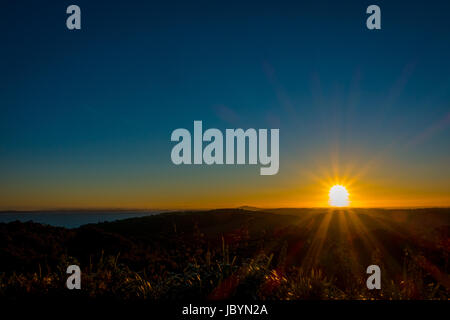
[1,208,449,300]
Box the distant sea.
[0,211,162,228]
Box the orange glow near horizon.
[1,160,449,210]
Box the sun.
[329,185,350,207]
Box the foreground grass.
[0,208,449,300]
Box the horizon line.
[1,205,450,213]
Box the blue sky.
[0,0,449,209]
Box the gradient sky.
[1,0,449,210]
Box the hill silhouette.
[0,208,449,300]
